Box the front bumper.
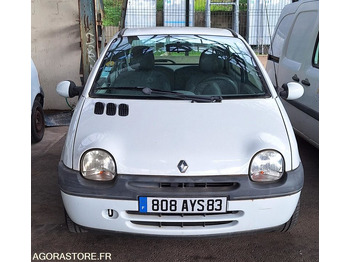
[62,191,301,236]
[58,161,303,236]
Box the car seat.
[112,46,171,91]
[185,49,238,95]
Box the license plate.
[138,197,227,214]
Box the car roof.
[122,27,236,37]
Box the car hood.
[72,98,291,175]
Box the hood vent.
[94,102,129,117]
[106,103,117,116]
[94,102,104,115]
[118,104,129,116]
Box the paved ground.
[31,125,318,262]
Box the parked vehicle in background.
[56,26,304,236]
[266,0,319,148]
[31,59,45,143]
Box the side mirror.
[280,82,304,100]
[56,80,83,98]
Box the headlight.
[81,149,116,181]
[249,150,284,182]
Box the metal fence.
[104,0,292,54]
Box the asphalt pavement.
[31,125,318,262]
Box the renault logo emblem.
[177,160,188,173]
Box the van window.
[270,15,294,58]
[286,11,318,63]
[312,37,319,68]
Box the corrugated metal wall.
[125,0,157,27]
[247,0,291,51]
[105,26,119,42]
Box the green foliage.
[157,0,163,11]
[103,0,122,26]
[195,0,232,12]
[195,0,248,12]
[240,0,248,12]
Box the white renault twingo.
[57,27,304,236]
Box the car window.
[91,34,270,99]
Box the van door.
[276,2,319,147]
[280,10,319,115]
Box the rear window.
[91,34,270,100]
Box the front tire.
[279,200,300,232]
[31,100,45,143]
[65,210,87,233]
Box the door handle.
[292,74,300,82]
[301,78,311,86]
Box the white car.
[57,27,304,236]
[31,59,45,143]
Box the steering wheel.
[154,59,176,64]
[197,76,238,95]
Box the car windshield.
[91,34,270,100]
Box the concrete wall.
[31,0,81,110]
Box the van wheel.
[279,200,300,232]
[65,210,87,233]
[31,100,45,143]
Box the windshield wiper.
[141,87,222,103]
[94,86,222,103]
[95,86,145,91]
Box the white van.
[266,0,319,147]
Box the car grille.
[125,211,244,229]
[159,182,236,188]
[128,181,239,191]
